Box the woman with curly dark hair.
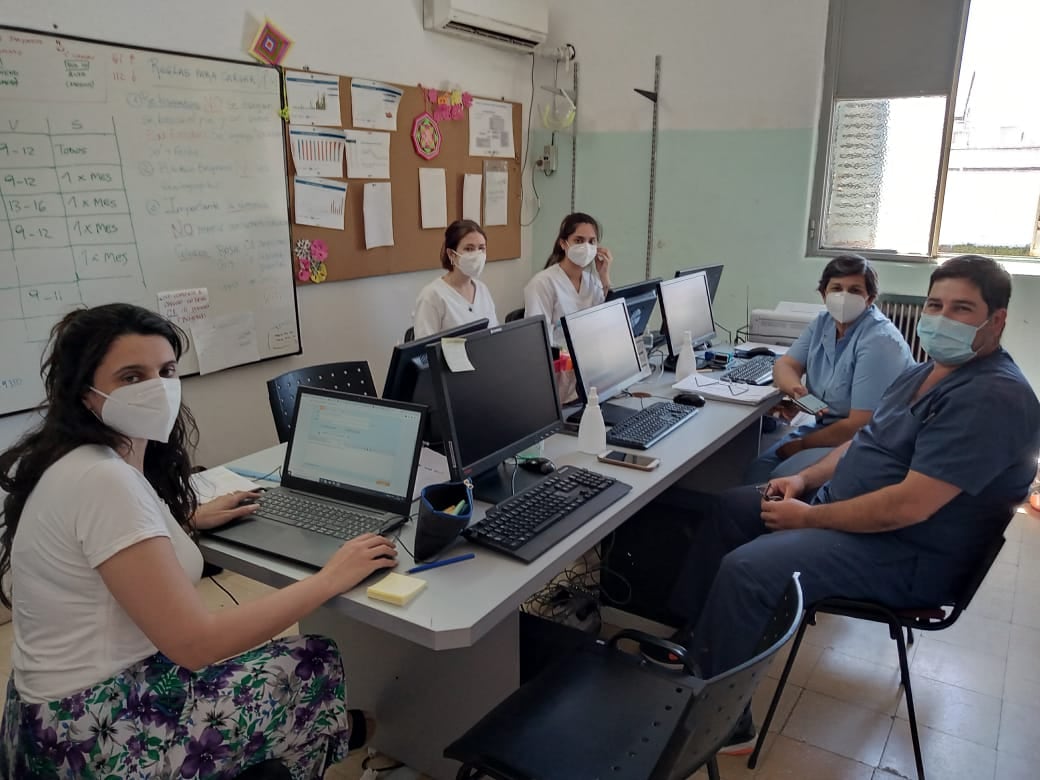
[0,303,392,778]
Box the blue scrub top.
[786,306,915,422]
[819,349,1040,566]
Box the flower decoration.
[412,112,442,160]
[309,239,328,262]
[294,239,311,260]
[294,238,328,283]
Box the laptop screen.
[285,391,422,502]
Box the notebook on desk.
[672,373,780,406]
[207,387,426,569]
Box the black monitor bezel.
[605,277,662,337]
[675,264,724,302]
[657,271,717,358]
[381,318,491,401]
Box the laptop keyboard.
[256,491,391,540]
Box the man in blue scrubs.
[657,255,1040,753]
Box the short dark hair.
[817,254,879,298]
[544,212,601,269]
[440,219,487,270]
[929,255,1011,314]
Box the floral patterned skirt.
[0,634,351,779]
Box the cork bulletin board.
[284,69,522,284]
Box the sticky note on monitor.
[366,572,427,606]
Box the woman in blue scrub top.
[744,254,915,483]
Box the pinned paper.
[440,337,475,372]
[363,182,394,249]
[418,168,447,229]
[484,169,508,226]
[351,79,403,131]
[191,311,262,375]
[343,129,391,179]
[469,98,515,157]
[289,126,345,177]
[285,72,341,126]
[157,288,210,328]
[294,177,347,230]
[463,174,482,222]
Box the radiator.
[877,294,927,363]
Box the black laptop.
[208,387,426,568]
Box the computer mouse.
[743,346,777,358]
[518,457,555,475]
[673,392,706,408]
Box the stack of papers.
[672,374,780,406]
[190,466,261,502]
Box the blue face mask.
[916,313,988,366]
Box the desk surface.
[201,369,777,650]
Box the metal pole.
[645,56,661,280]
[571,61,579,214]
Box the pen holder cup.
[415,481,474,562]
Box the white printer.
[748,301,825,346]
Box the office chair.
[504,307,525,322]
[266,361,377,443]
[445,574,803,780]
[404,326,415,343]
[749,511,1014,780]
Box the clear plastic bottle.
[578,386,607,455]
[674,330,697,381]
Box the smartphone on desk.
[597,450,660,471]
[792,393,828,416]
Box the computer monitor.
[658,272,717,360]
[561,299,651,426]
[427,316,562,503]
[676,264,724,303]
[381,318,490,445]
[604,277,662,337]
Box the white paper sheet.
[190,466,260,502]
[418,168,447,229]
[463,174,482,222]
[484,170,508,226]
[342,129,390,179]
[294,176,347,230]
[351,78,403,131]
[289,126,345,177]
[285,72,342,125]
[441,338,475,372]
[363,182,394,249]
[671,373,780,406]
[468,98,515,157]
[156,288,209,329]
[191,311,262,375]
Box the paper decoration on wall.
[424,87,473,122]
[248,18,293,66]
[293,238,329,283]
[412,112,442,160]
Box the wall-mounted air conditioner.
[424,0,549,53]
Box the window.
[809,0,1040,261]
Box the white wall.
[0,0,536,465]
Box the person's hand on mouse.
[191,490,263,531]
[319,533,398,593]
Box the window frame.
[807,0,973,263]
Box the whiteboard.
[0,28,300,415]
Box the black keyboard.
[256,490,395,540]
[464,466,632,562]
[606,401,699,449]
[720,355,775,385]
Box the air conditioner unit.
[424,0,549,53]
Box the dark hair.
[544,212,601,269]
[440,219,487,271]
[929,254,1011,314]
[0,304,199,608]
[817,254,879,298]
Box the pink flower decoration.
[461,92,473,108]
[309,239,328,261]
[297,265,310,281]
[425,87,438,102]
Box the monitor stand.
[470,461,548,505]
[565,401,640,427]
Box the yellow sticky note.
[367,572,427,606]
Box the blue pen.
[407,553,475,574]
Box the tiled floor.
[2,503,1038,779]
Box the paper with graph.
[294,177,347,230]
[289,126,345,177]
[350,79,403,131]
[285,72,341,125]
[343,129,390,179]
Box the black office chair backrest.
[266,361,377,443]
[403,326,415,343]
[504,307,525,322]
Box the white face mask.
[453,250,486,278]
[825,291,868,324]
[91,377,182,443]
[565,242,597,268]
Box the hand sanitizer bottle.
[675,330,697,381]
[578,386,607,455]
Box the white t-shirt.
[412,277,500,339]
[523,263,605,346]
[11,445,204,702]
